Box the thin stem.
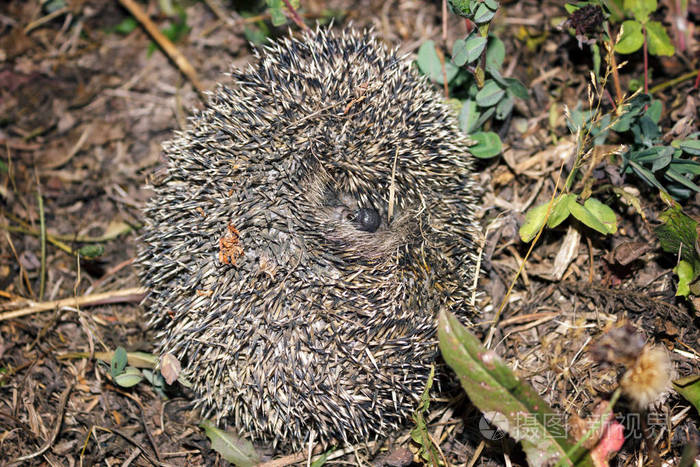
[643,25,649,94]
[37,191,46,301]
[281,0,308,31]
[603,22,623,104]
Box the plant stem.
[603,22,623,105]
[281,0,308,31]
[37,191,46,301]
[643,25,649,94]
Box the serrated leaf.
[200,420,261,467]
[111,347,128,378]
[654,204,700,271]
[447,0,472,17]
[416,41,459,84]
[646,21,675,56]
[520,202,550,242]
[569,199,617,235]
[615,20,644,54]
[410,367,439,464]
[476,80,506,107]
[548,194,576,228]
[438,310,593,466]
[674,260,694,296]
[469,131,502,159]
[114,367,144,388]
[672,375,700,414]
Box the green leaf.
[78,244,104,258]
[416,40,459,84]
[310,448,336,467]
[495,94,513,119]
[114,367,144,388]
[520,201,550,242]
[266,0,288,26]
[469,131,502,159]
[569,199,618,235]
[677,139,700,156]
[485,36,505,70]
[615,20,644,54]
[111,347,128,378]
[666,167,700,192]
[504,77,529,99]
[447,0,472,17]
[459,35,488,65]
[548,194,576,228]
[438,310,593,466]
[114,17,138,35]
[672,374,700,414]
[458,99,480,134]
[645,21,675,56]
[655,204,700,271]
[475,80,505,107]
[473,2,496,22]
[410,367,440,464]
[452,38,469,66]
[624,0,656,22]
[645,99,663,124]
[200,419,261,467]
[97,350,158,369]
[674,260,693,296]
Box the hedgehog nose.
[355,207,381,233]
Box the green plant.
[416,1,528,159]
[438,309,598,466]
[565,0,675,95]
[613,94,700,198]
[654,198,700,297]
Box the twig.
[0,287,146,322]
[93,426,164,467]
[648,70,699,94]
[12,382,74,462]
[37,191,46,300]
[106,384,162,462]
[281,0,308,31]
[117,0,205,97]
[23,6,70,34]
[257,441,379,467]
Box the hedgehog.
[138,26,480,450]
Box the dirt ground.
[1,0,699,465]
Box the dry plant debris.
[0,0,698,465]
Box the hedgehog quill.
[139,26,480,450]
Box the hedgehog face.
[139,27,479,450]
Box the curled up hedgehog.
[138,26,480,450]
